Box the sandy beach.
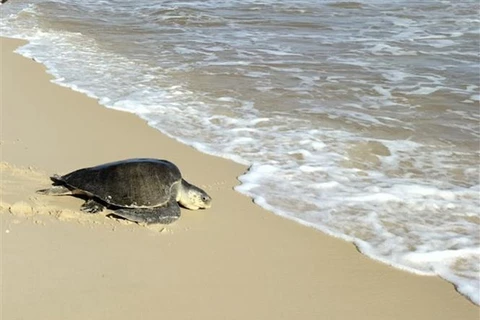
[1,37,478,319]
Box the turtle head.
[178,179,212,210]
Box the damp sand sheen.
[1,37,478,319]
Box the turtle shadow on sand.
[36,158,212,225]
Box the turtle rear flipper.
[111,200,181,225]
[36,185,72,196]
[80,199,105,213]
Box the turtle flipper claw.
[80,199,104,213]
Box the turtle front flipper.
[111,201,181,225]
[80,199,105,213]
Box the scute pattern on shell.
[58,159,182,208]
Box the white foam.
[349,193,402,202]
[423,39,456,48]
[373,85,392,98]
[470,94,480,101]
[312,181,342,189]
[257,49,302,56]
[381,70,411,82]
[369,43,418,56]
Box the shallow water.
[1,0,479,304]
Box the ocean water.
[1,0,479,304]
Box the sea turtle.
[37,158,212,224]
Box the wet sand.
[1,37,478,320]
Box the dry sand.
[1,37,478,319]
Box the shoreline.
[1,37,478,319]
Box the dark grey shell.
[56,158,182,208]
